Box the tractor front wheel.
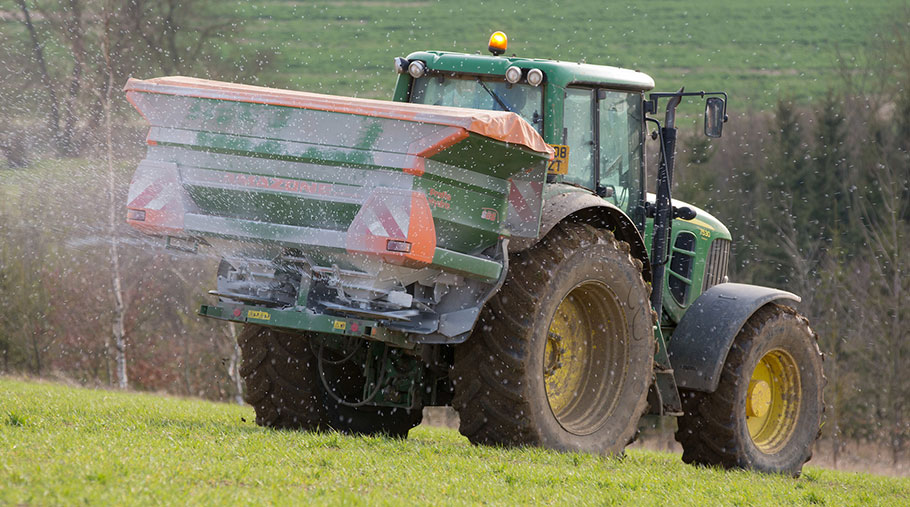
[238,325,326,430]
[675,304,825,475]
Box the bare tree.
[99,1,128,389]
[853,158,909,464]
[226,323,243,404]
[57,0,86,157]
[14,0,62,155]
[814,228,853,468]
[10,0,270,159]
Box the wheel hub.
[746,349,801,453]
[544,280,627,436]
[746,380,772,418]
[544,331,564,376]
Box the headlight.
[408,60,427,79]
[527,68,544,86]
[505,66,522,84]
[394,57,409,74]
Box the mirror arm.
[663,87,685,130]
[649,90,729,122]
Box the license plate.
[547,144,569,175]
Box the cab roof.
[406,50,655,92]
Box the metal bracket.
[648,325,682,416]
[409,238,510,344]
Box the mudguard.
[667,282,800,393]
[510,188,651,282]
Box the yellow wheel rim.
[746,349,801,453]
[544,281,627,435]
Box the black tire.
[674,304,825,476]
[324,403,422,438]
[238,325,326,430]
[452,222,653,454]
[239,325,421,437]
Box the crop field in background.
[210,0,905,109]
[2,378,908,505]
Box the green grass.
[1,1,902,111]
[207,0,905,109]
[1,378,908,505]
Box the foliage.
[0,0,275,161]
[673,12,910,463]
[2,378,908,505]
[0,160,239,400]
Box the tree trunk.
[15,0,62,155]
[183,332,192,396]
[102,5,128,390]
[29,322,42,376]
[889,205,901,466]
[60,0,85,157]
[227,323,243,404]
[831,353,840,469]
[103,333,112,386]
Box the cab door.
[560,87,644,219]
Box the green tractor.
[124,32,824,475]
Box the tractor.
[124,32,824,475]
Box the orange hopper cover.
[124,76,554,156]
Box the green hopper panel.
[124,77,552,279]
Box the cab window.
[410,75,544,134]
[598,91,643,211]
[562,87,643,215]
[562,88,595,188]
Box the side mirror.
[704,97,726,138]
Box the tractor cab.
[393,40,654,223]
[391,34,731,321]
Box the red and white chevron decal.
[506,178,544,236]
[346,187,436,267]
[125,160,186,235]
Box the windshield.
[410,75,544,134]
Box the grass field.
[0,1,903,111]
[2,378,908,505]
[211,0,906,109]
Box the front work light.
[408,60,427,78]
[394,57,409,74]
[527,68,544,86]
[488,31,507,56]
[505,66,522,84]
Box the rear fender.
[667,283,800,393]
[510,189,651,283]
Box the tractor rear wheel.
[452,222,653,454]
[238,325,326,430]
[674,304,825,476]
[239,325,421,437]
